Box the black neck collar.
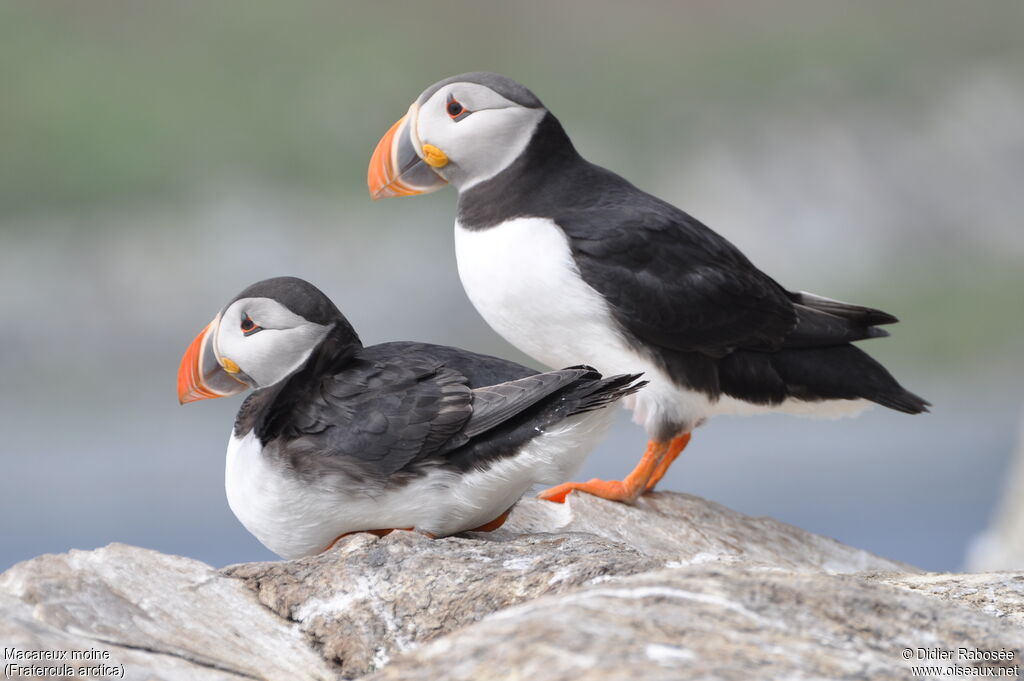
[456,113,584,230]
[234,322,362,442]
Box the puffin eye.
[240,316,261,336]
[446,96,469,121]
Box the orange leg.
[538,440,671,504]
[644,432,692,492]
[466,506,514,533]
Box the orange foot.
[538,433,692,504]
[539,439,670,504]
[466,507,514,533]
[644,433,692,492]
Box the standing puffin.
[367,72,928,504]
[177,276,643,559]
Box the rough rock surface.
[3,492,1022,681]
[873,571,1024,627]
[225,531,660,678]
[503,492,915,572]
[0,544,335,681]
[364,566,1024,681]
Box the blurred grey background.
[2,1,1021,572]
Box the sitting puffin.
[177,276,643,559]
[367,72,929,504]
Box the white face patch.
[415,82,545,191]
[215,298,331,388]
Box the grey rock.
[504,491,915,573]
[223,530,660,678]
[364,565,1024,681]
[219,490,910,678]
[3,492,1022,681]
[874,571,1024,627]
[0,544,335,681]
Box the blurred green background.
[2,1,1022,571]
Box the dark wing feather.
[562,198,798,357]
[367,341,537,386]
[559,166,897,356]
[272,350,617,481]
[462,367,594,438]
[789,290,898,326]
[284,354,473,477]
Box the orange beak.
[177,318,248,404]
[367,107,449,200]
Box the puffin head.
[177,277,360,404]
[368,72,548,198]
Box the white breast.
[223,406,614,559]
[455,217,710,435]
[455,217,616,372]
[453,217,869,435]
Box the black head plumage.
[417,72,544,109]
[227,276,361,349]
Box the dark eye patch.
[241,316,262,336]
[446,95,470,122]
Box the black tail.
[719,345,929,414]
[562,367,647,416]
[771,345,929,414]
[770,292,929,413]
[783,290,903,349]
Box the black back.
[235,339,643,486]
[458,114,928,416]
